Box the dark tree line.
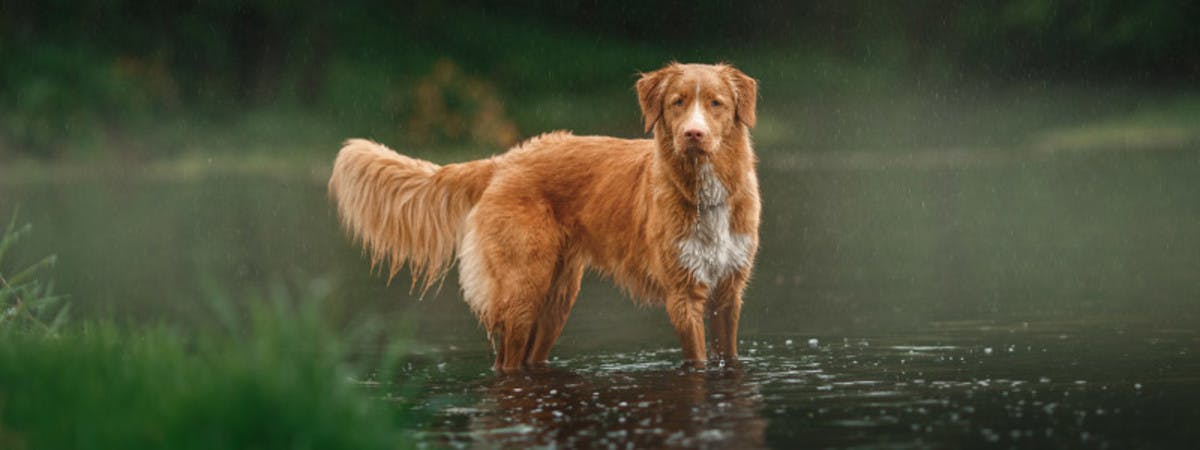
[3,0,1195,105]
[1,0,1196,156]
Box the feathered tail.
[328,139,495,293]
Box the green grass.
[0,212,68,333]
[0,294,417,450]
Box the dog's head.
[636,63,757,156]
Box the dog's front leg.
[667,284,709,368]
[708,272,748,365]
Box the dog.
[329,62,760,372]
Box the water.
[3,148,1199,448]
[384,322,1198,449]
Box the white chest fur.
[677,163,754,287]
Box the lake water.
[383,323,1198,449]
[2,148,1199,448]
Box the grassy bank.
[3,76,1197,171]
[0,301,416,450]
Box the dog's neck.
[694,163,727,209]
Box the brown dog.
[329,63,760,372]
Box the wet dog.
[329,63,760,372]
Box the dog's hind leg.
[492,260,558,372]
[476,199,563,373]
[524,258,584,367]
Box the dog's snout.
[681,100,711,144]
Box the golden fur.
[329,63,760,371]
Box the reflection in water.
[406,324,1200,449]
[448,366,766,449]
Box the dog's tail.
[329,139,495,293]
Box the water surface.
[386,322,1198,449]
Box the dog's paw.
[712,357,743,370]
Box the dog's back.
[331,133,664,298]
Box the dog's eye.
[672,98,685,107]
[710,100,722,108]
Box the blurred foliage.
[0,212,68,334]
[0,0,1197,158]
[404,59,520,148]
[0,290,418,450]
[951,0,1200,79]
[471,0,1200,78]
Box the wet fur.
[329,63,760,371]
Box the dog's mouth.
[678,139,716,157]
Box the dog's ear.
[723,66,758,128]
[636,67,671,134]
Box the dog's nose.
[684,128,706,141]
